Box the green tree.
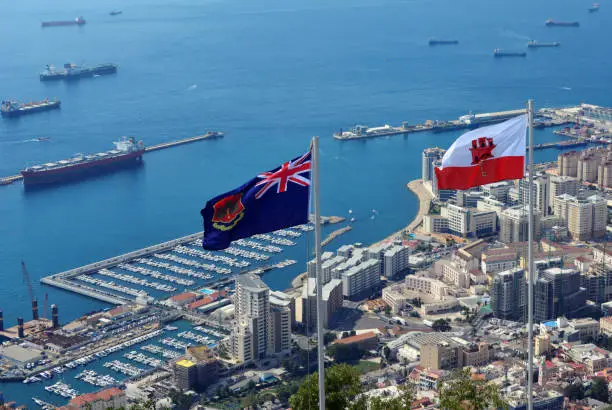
[354,383,415,410]
[277,380,301,404]
[327,343,363,363]
[432,318,452,332]
[565,382,585,401]
[384,306,392,317]
[324,331,337,345]
[240,392,258,409]
[591,377,609,403]
[289,364,362,410]
[439,368,506,410]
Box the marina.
[40,223,327,305]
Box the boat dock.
[0,132,224,186]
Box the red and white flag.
[434,115,527,190]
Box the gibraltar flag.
[434,115,527,190]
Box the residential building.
[341,259,380,299]
[476,196,506,216]
[563,343,609,374]
[504,387,564,410]
[499,206,541,244]
[423,214,449,234]
[60,388,126,410]
[231,274,271,362]
[462,342,490,367]
[404,275,449,299]
[519,175,550,216]
[332,331,378,351]
[556,194,608,241]
[383,245,410,278]
[600,317,612,336]
[307,252,333,279]
[481,181,513,203]
[534,268,587,322]
[422,147,446,182]
[175,359,197,391]
[296,278,342,330]
[578,150,600,182]
[270,290,295,329]
[184,346,219,390]
[367,242,394,277]
[598,155,612,188]
[558,151,580,177]
[580,268,612,304]
[549,175,578,205]
[481,249,517,275]
[567,318,599,342]
[270,305,291,354]
[433,259,470,289]
[431,159,456,202]
[593,245,612,267]
[420,341,463,370]
[456,190,485,208]
[490,268,526,322]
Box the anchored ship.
[21,137,145,185]
[1,99,61,117]
[493,48,527,57]
[527,40,560,48]
[589,3,600,12]
[41,16,86,27]
[110,10,123,15]
[428,38,459,46]
[545,19,580,27]
[40,63,118,81]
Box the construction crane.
[21,261,38,321]
[44,293,49,320]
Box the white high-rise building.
[556,194,607,241]
[481,181,513,203]
[232,274,281,363]
[422,147,446,182]
[384,245,410,278]
[549,175,578,206]
[341,259,380,299]
[519,174,550,216]
[499,205,541,243]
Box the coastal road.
[406,179,433,232]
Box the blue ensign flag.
[201,149,311,250]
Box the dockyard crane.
[21,261,35,305]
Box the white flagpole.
[312,136,326,410]
[527,99,534,410]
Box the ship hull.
[1,102,61,117]
[42,21,86,27]
[21,150,144,185]
[40,65,117,81]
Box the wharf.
[333,106,579,141]
[322,226,352,247]
[1,132,224,187]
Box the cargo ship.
[428,38,459,46]
[109,10,122,16]
[41,17,86,27]
[493,48,527,57]
[527,40,560,48]
[1,99,61,118]
[589,3,600,12]
[20,137,145,186]
[545,19,579,27]
[40,63,118,81]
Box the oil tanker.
[493,49,527,57]
[20,137,145,185]
[1,99,61,117]
[428,38,459,46]
[40,63,118,81]
[527,41,560,48]
[545,19,579,27]
[41,17,86,27]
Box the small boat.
[110,10,122,16]
[493,48,527,57]
[350,217,356,222]
[589,3,600,12]
[35,137,50,142]
[164,325,178,331]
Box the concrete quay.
[333,106,578,141]
[41,232,203,302]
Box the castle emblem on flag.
[469,137,496,165]
[212,193,245,231]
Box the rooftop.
[170,292,198,302]
[70,387,123,406]
[333,331,377,345]
[176,359,196,368]
[236,273,268,292]
[186,345,216,363]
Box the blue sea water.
[1,0,611,403]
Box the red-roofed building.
[186,291,227,310]
[167,292,200,307]
[332,331,378,350]
[57,388,126,410]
